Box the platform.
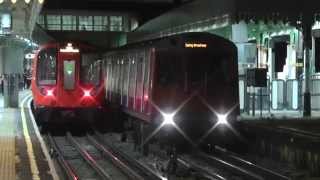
[0,108,16,180]
[240,110,320,119]
[239,116,320,177]
[0,91,57,180]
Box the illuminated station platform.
[1,0,320,179]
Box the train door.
[58,50,80,106]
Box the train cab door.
[58,45,80,106]
[63,59,77,90]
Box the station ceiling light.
[25,0,30,3]
[0,0,4,4]
[11,0,16,4]
[38,0,43,4]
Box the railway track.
[47,129,292,180]
[192,146,291,180]
[47,132,161,180]
[211,146,291,180]
[148,143,291,180]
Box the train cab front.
[31,43,105,123]
[149,42,242,151]
[151,87,241,152]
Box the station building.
[127,0,320,117]
[1,0,320,115]
[0,1,319,179]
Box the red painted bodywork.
[31,43,105,109]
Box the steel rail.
[147,145,227,180]
[47,133,79,180]
[66,132,112,180]
[277,126,320,139]
[94,131,164,180]
[177,157,227,180]
[195,152,264,180]
[87,134,145,180]
[213,146,291,180]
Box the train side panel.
[104,48,155,122]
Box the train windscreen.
[156,51,236,92]
[157,52,184,88]
[185,51,237,92]
[187,53,235,82]
[37,48,57,85]
[80,54,101,85]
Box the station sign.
[184,43,207,48]
[0,13,11,34]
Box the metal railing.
[239,75,320,114]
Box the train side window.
[106,59,112,101]
[129,56,137,107]
[143,50,151,113]
[113,59,118,102]
[125,56,131,106]
[37,48,57,85]
[119,59,124,105]
[91,60,101,86]
[122,58,129,106]
[136,56,144,111]
[80,53,101,86]
[116,60,121,99]
[111,60,116,100]
[106,59,110,100]
[109,59,114,101]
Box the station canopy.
[136,0,320,34]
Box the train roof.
[107,32,236,53]
[38,41,99,53]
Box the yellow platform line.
[27,98,60,180]
[20,95,40,180]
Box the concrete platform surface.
[0,90,57,180]
[240,110,320,120]
[0,108,16,180]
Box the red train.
[103,32,240,148]
[31,42,105,123]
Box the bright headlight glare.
[162,113,175,125]
[217,114,228,125]
[46,89,54,97]
[84,90,91,97]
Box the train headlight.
[162,113,175,125]
[217,114,228,125]
[46,89,54,97]
[40,87,54,97]
[83,90,91,97]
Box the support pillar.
[302,17,313,117]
